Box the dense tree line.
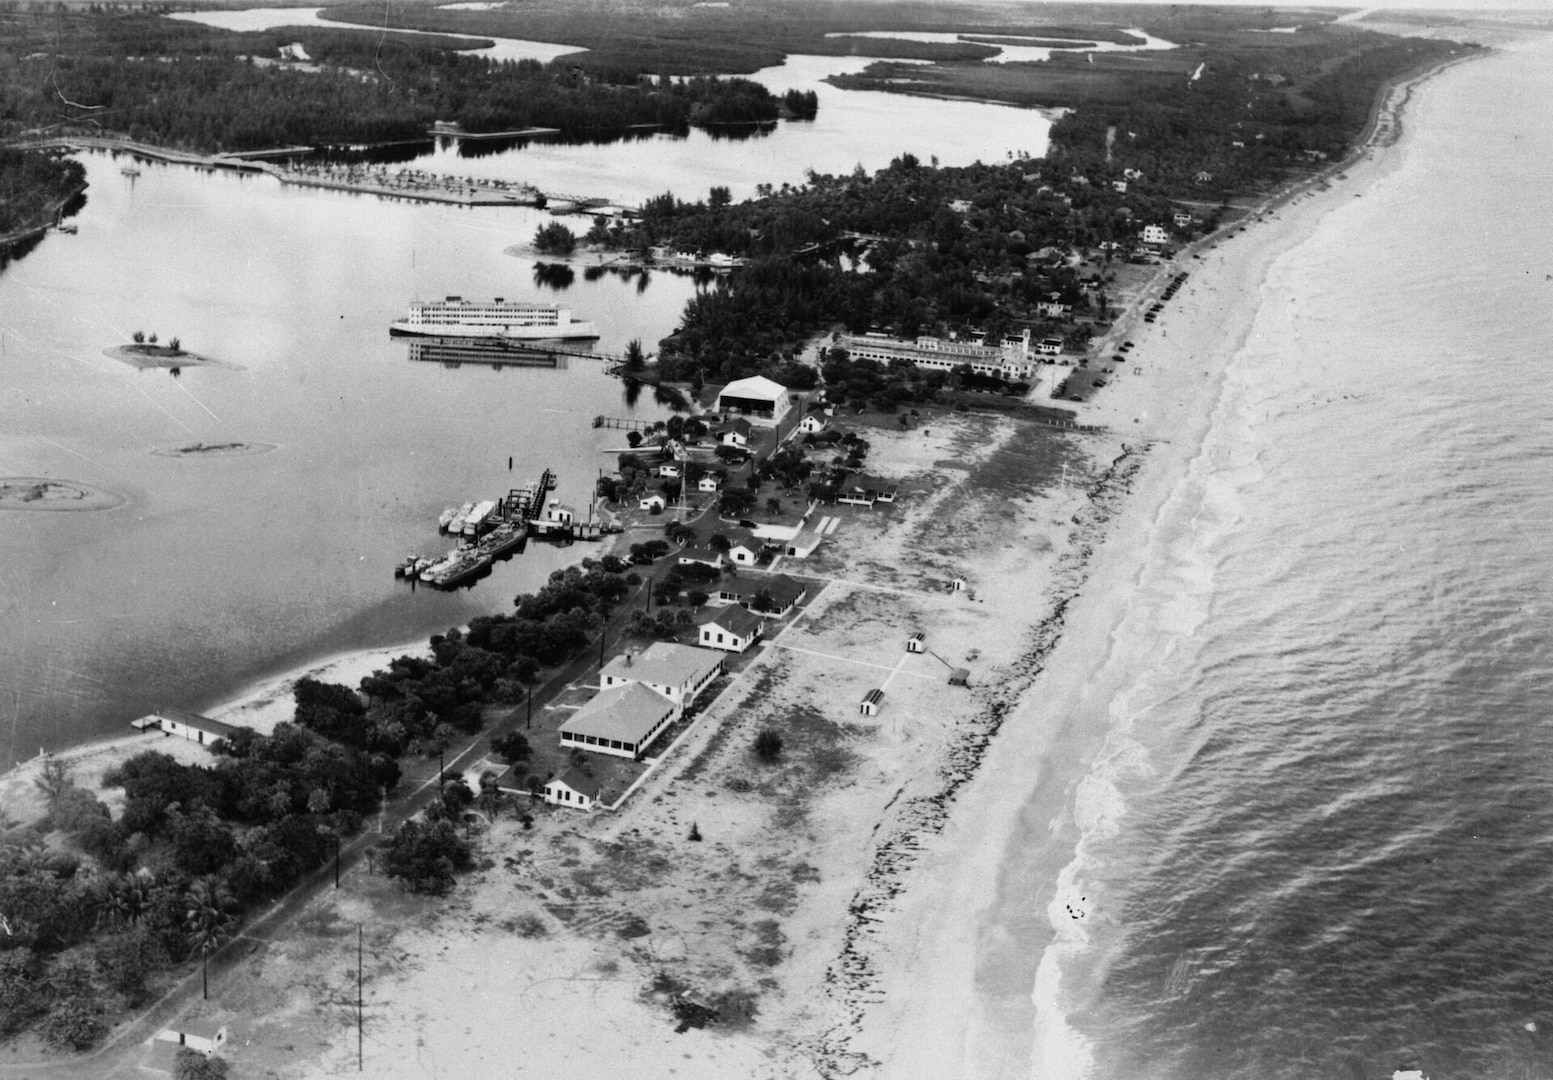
[0,11,802,152]
[0,724,392,1050]
[295,557,640,761]
[1044,34,1467,198]
[0,148,83,238]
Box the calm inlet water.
[0,154,691,760]
[169,8,1058,205]
[0,42,1045,761]
[1004,37,1553,1080]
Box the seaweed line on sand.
[811,442,1151,1077]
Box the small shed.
[950,577,966,592]
[949,668,970,687]
[906,633,925,654]
[859,688,884,717]
[156,1021,229,1056]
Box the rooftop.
[602,641,722,691]
[155,708,241,737]
[719,573,806,606]
[707,606,765,638]
[560,682,677,744]
[551,767,605,800]
[718,375,789,402]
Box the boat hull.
[389,321,599,340]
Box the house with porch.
[600,642,723,710]
[713,573,808,617]
[559,681,679,759]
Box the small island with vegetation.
[106,330,224,371]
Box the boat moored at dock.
[390,297,598,341]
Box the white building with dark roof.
[600,642,723,709]
[699,606,765,653]
[559,682,679,759]
[718,417,752,448]
[545,768,605,809]
[713,573,808,617]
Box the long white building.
[836,328,1036,381]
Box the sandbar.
[0,476,124,511]
[151,440,277,459]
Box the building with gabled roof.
[713,573,807,617]
[600,642,723,709]
[717,417,752,447]
[699,606,765,653]
[677,546,724,569]
[560,682,679,759]
[545,768,605,809]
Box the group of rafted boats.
[396,470,556,588]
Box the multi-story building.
[836,328,1036,381]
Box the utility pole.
[333,834,341,889]
[526,684,533,729]
[357,924,364,1071]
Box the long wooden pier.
[592,416,659,431]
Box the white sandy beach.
[847,54,1475,1080]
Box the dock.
[593,415,659,432]
[401,469,556,588]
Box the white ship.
[390,296,598,340]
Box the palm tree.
[623,338,646,373]
[476,770,504,822]
[32,756,71,809]
[184,876,238,1000]
[98,871,152,931]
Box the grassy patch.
[742,918,786,968]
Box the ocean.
[1029,34,1553,1080]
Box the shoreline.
[846,48,1483,1080]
